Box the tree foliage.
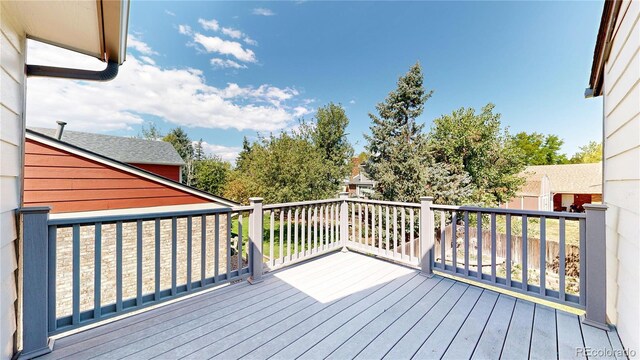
[364,62,433,202]
[193,156,231,197]
[569,141,602,164]
[163,127,193,161]
[428,104,525,205]
[138,122,163,141]
[512,132,568,165]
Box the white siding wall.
[603,0,640,353]
[0,5,24,359]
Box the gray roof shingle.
[29,127,185,166]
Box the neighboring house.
[503,163,602,212]
[29,124,185,182]
[586,0,639,353]
[345,167,376,198]
[1,1,129,358]
[24,129,236,213]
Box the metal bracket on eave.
[26,60,119,81]
[584,87,595,98]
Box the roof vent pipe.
[55,121,67,140]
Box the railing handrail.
[262,198,342,210]
[346,198,421,208]
[430,204,587,219]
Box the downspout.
[26,60,119,81]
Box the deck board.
[43,251,625,360]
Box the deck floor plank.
[41,251,624,360]
[441,290,499,360]
[529,304,558,360]
[499,299,535,359]
[556,309,586,359]
[380,282,469,360]
[471,295,517,360]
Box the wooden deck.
[42,251,625,360]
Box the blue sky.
[26,1,605,162]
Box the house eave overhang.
[3,0,129,65]
[586,0,623,98]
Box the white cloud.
[165,10,176,16]
[192,33,257,63]
[211,58,247,69]
[243,36,258,46]
[178,25,193,35]
[198,18,220,31]
[127,34,158,55]
[140,56,156,65]
[349,99,356,104]
[198,141,241,163]
[252,8,275,16]
[25,41,308,133]
[221,27,243,39]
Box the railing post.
[582,204,608,330]
[19,207,54,359]
[339,192,349,252]
[419,197,434,277]
[248,198,264,284]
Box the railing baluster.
[294,208,299,259]
[522,215,528,291]
[137,219,143,305]
[539,216,546,296]
[365,204,370,248]
[226,213,232,278]
[358,203,363,245]
[287,208,292,260]
[48,225,57,332]
[214,214,220,282]
[225,213,232,280]
[352,203,356,245]
[385,206,390,256]
[579,217,586,307]
[476,212,482,280]
[314,206,318,252]
[171,217,177,296]
[330,204,334,245]
[401,208,406,259]
[187,216,192,292]
[319,206,324,248]
[491,213,496,283]
[393,207,398,257]
[409,208,415,262]
[378,205,383,252]
[279,210,284,261]
[464,211,469,276]
[155,219,160,300]
[238,214,243,273]
[115,221,123,311]
[269,211,275,266]
[301,208,305,257]
[73,224,81,324]
[201,215,207,285]
[308,207,312,255]
[441,211,446,269]
[234,214,241,272]
[93,223,101,320]
[451,212,457,271]
[506,214,512,287]
[559,217,566,301]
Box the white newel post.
[419,196,434,276]
[340,192,349,252]
[582,203,608,330]
[248,198,264,284]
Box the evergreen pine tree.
[364,62,433,202]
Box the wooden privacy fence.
[20,194,608,358]
[437,226,581,272]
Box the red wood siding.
[129,163,181,181]
[24,139,210,213]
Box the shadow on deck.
[41,251,624,360]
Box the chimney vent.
[55,121,67,140]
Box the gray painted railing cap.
[420,196,434,201]
[583,204,608,211]
[18,206,52,214]
[249,197,264,203]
